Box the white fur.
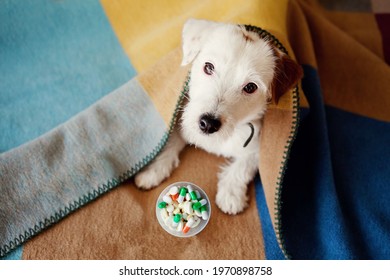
[135,19,277,214]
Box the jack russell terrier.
[135,19,303,215]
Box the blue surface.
[275,64,390,259]
[0,0,136,259]
[0,0,136,152]
[255,175,285,260]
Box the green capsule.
[173,213,182,223]
[187,185,198,200]
[190,192,197,200]
[158,201,167,209]
[195,190,202,200]
[200,205,209,220]
[177,187,187,203]
[192,199,207,210]
[179,187,187,196]
[192,202,201,210]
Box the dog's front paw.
[216,185,248,215]
[134,155,180,190]
[134,167,163,190]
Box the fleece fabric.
[1,0,389,260]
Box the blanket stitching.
[0,76,190,258]
[245,25,300,260]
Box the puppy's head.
[180,19,302,146]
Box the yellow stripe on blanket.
[101,0,290,72]
[137,49,190,127]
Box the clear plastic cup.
[156,181,211,237]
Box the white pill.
[185,193,191,201]
[177,194,185,203]
[184,201,194,215]
[163,195,172,204]
[166,204,174,212]
[160,208,168,220]
[195,190,201,200]
[186,214,193,221]
[191,216,201,228]
[173,207,181,215]
[176,220,184,232]
[201,210,209,220]
[198,198,207,206]
[169,186,179,195]
[186,217,195,228]
[164,216,171,226]
[194,209,202,217]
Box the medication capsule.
[163,195,172,204]
[169,186,179,201]
[200,205,209,220]
[186,214,193,221]
[185,193,191,201]
[164,216,171,226]
[160,208,168,220]
[166,204,174,213]
[171,193,179,201]
[182,217,195,234]
[177,187,187,203]
[191,216,201,228]
[176,220,184,232]
[172,214,182,228]
[194,209,202,217]
[187,185,198,201]
[157,202,167,209]
[195,190,202,200]
[169,186,179,195]
[173,207,181,215]
[184,201,194,215]
[192,198,207,210]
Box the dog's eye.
[203,62,214,75]
[243,83,258,94]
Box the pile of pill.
[157,184,209,234]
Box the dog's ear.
[271,51,303,104]
[181,19,219,66]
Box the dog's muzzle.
[199,113,221,134]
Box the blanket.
[1,0,389,260]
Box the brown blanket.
[2,0,389,260]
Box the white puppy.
[135,19,302,214]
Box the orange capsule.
[182,217,195,234]
[171,193,179,201]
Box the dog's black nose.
[199,114,221,134]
